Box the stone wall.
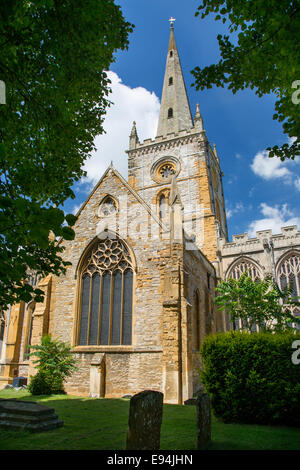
[219,225,300,280]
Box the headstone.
[184,398,196,406]
[0,399,63,432]
[12,376,27,388]
[126,390,163,450]
[196,393,211,450]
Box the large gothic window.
[277,253,300,329]
[227,259,262,331]
[228,259,262,282]
[78,237,134,346]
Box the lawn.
[0,389,299,450]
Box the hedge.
[200,331,300,426]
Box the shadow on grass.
[0,389,300,451]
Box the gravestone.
[126,390,163,450]
[196,393,211,450]
[12,376,27,388]
[0,399,63,432]
[184,398,196,406]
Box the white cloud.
[251,150,291,180]
[226,202,245,219]
[248,203,300,237]
[81,71,160,186]
[250,148,300,191]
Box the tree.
[214,272,300,332]
[191,0,300,161]
[0,1,133,310]
[28,334,78,395]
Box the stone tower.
[127,22,228,263]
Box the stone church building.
[1,25,300,403]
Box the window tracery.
[78,237,134,346]
[99,196,117,217]
[228,260,261,282]
[277,253,300,328]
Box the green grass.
[0,389,299,450]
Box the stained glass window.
[78,237,133,346]
[277,253,300,327]
[228,260,261,282]
[227,259,262,332]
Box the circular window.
[158,162,176,180]
[151,157,180,183]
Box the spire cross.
[169,17,176,27]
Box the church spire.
[156,20,193,137]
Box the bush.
[28,371,64,395]
[200,331,300,426]
[29,334,77,395]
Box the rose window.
[158,163,176,180]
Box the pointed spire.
[194,103,204,131]
[213,143,219,161]
[156,22,193,137]
[129,121,139,150]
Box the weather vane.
[169,17,176,27]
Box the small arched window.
[78,237,134,346]
[168,108,173,119]
[192,290,200,350]
[24,302,35,359]
[159,194,168,220]
[99,196,117,217]
[0,310,5,359]
[169,77,173,86]
[170,50,173,57]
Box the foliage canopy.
[0,0,133,309]
[214,272,300,332]
[192,0,300,161]
[28,334,77,395]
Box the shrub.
[28,334,77,395]
[200,331,300,426]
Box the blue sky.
[63,0,300,240]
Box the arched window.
[24,302,35,359]
[192,290,200,350]
[277,252,300,329]
[169,77,173,86]
[99,196,117,217]
[78,237,134,346]
[168,108,173,119]
[170,50,173,57]
[0,310,5,358]
[227,259,262,331]
[227,259,262,282]
[159,194,168,220]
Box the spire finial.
[169,17,176,28]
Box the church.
[1,23,299,403]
